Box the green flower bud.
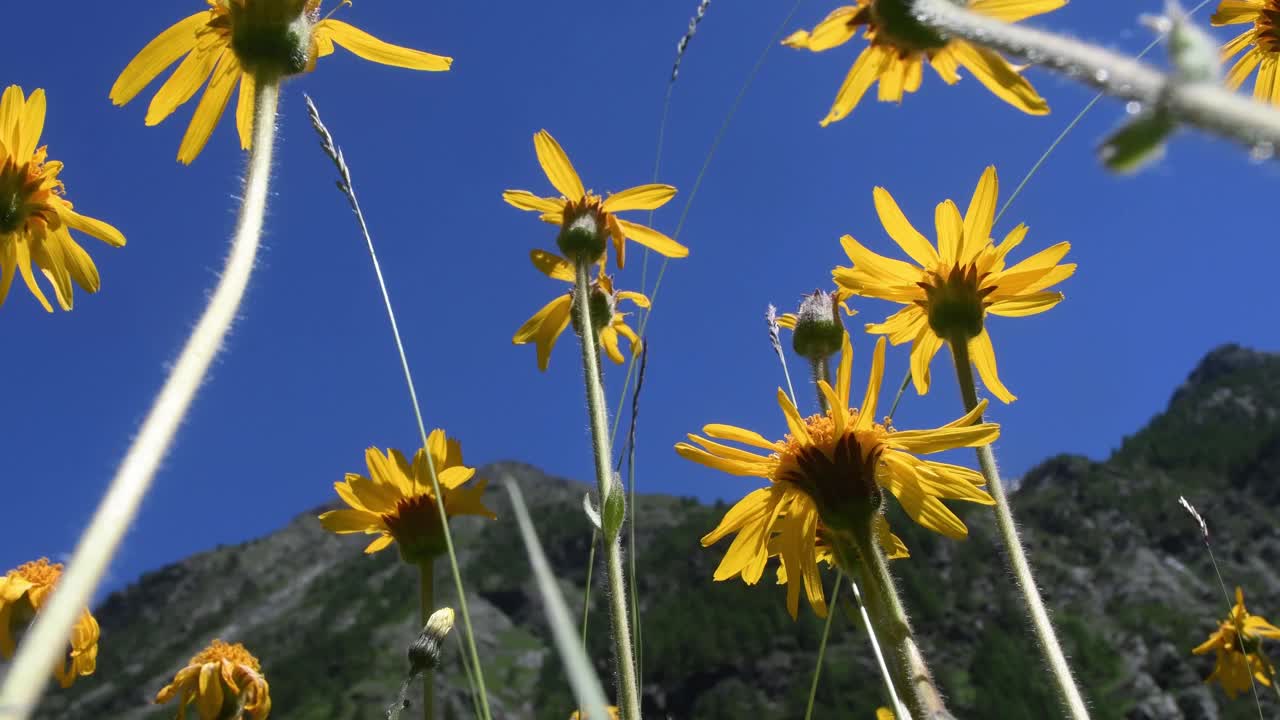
[570,281,615,338]
[792,289,846,360]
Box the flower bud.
[408,607,456,675]
[570,281,615,338]
[791,289,846,360]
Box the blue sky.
[3,1,1277,594]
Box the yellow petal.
[839,234,922,286]
[15,238,53,312]
[950,42,1049,115]
[617,290,650,308]
[836,331,854,408]
[909,328,944,396]
[687,435,776,466]
[968,0,1067,23]
[615,218,689,258]
[16,88,45,161]
[890,422,1000,454]
[782,29,813,49]
[703,424,779,451]
[866,305,927,345]
[822,45,889,126]
[110,12,208,105]
[144,46,221,126]
[365,534,395,553]
[235,73,255,150]
[314,19,452,71]
[1211,0,1265,26]
[602,184,676,213]
[806,6,861,51]
[0,86,25,156]
[968,330,1015,403]
[934,199,964,265]
[855,337,886,430]
[533,130,584,201]
[176,51,241,165]
[1223,28,1259,60]
[1255,54,1280,103]
[962,166,998,262]
[525,294,573,371]
[987,291,1062,317]
[599,326,624,363]
[1225,48,1262,90]
[528,249,574,281]
[777,389,812,445]
[676,443,772,477]
[700,487,776,546]
[197,663,223,719]
[60,208,126,248]
[318,508,382,534]
[873,186,938,267]
[503,190,565,214]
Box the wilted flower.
[1193,586,1280,698]
[503,130,686,267]
[513,249,648,371]
[0,86,126,312]
[155,640,270,719]
[111,0,452,163]
[1211,0,1280,104]
[676,334,997,618]
[318,430,496,563]
[0,558,99,688]
[782,0,1063,125]
[833,166,1074,403]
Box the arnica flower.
[675,334,998,618]
[513,249,648,371]
[111,0,452,164]
[1211,0,1280,103]
[569,708,621,720]
[1193,586,1280,698]
[782,0,1064,125]
[502,130,687,267]
[0,86,126,312]
[155,639,271,719]
[318,430,496,564]
[833,166,1074,403]
[0,558,99,688]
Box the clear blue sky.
[3,1,1277,593]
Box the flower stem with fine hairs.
[573,259,642,720]
[834,527,946,719]
[0,80,281,719]
[304,96,492,720]
[419,558,436,720]
[949,337,1089,720]
[908,0,1280,155]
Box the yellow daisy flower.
[1212,0,1280,103]
[782,0,1064,125]
[111,0,452,164]
[318,430,496,563]
[0,86,126,312]
[513,249,649,371]
[503,130,687,268]
[569,707,621,720]
[675,334,997,618]
[0,558,100,688]
[833,166,1074,403]
[1193,586,1280,698]
[155,640,271,719]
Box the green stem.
[949,338,1090,720]
[581,529,597,655]
[419,559,436,720]
[834,527,948,719]
[574,260,642,720]
[810,357,833,414]
[803,573,843,720]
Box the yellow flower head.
[111,0,453,164]
[0,558,100,688]
[155,639,271,719]
[1193,586,1280,698]
[503,130,687,268]
[1213,0,1280,104]
[833,166,1074,403]
[782,0,1064,125]
[676,334,998,618]
[513,249,649,371]
[0,86,126,312]
[318,430,496,563]
[569,707,621,720]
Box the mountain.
[32,344,1280,719]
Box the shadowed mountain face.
[32,344,1280,719]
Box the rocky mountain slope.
[33,344,1280,719]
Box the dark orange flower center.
[191,640,262,671]
[916,262,996,340]
[0,154,58,236]
[381,493,448,563]
[11,558,61,587]
[777,413,886,532]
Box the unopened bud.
[792,289,845,360]
[408,607,455,675]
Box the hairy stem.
[0,81,281,718]
[574,260,642,720]
[835,527,948,719]
[949,337,1090,720]
[909,0,1280,154]
[419,559,436,720]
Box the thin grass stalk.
[803,573,843,720]
[0,80,281,719]
[581,529,598,654]
[611,0,808,450]
[948,338,1088,720]
[834,528,944,720]
[303,97,492,720]
[419,559,436,720]
[618,345,650,682]
[573,259,642,720]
